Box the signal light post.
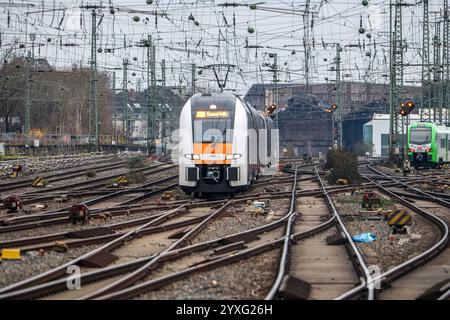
[399,100,416,175]
[325,104,338,148]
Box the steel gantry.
[89,10,99,150]
[389,0,405,161]
[421,0,432,122]
[444,0,450,124]
[420,2,450,125]
[161,59,167,154]
[335,43,343,147]
[432,15,443,124]
[191,63,196,95]
[147,35,157,154]
[122,58,129,144]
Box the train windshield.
[410,127,432,144]
[193,119,233,143]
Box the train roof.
[409,122,450,132]
[189,92,273,120]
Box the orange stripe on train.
[193,143,233,165]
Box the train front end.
[178,93,248,196]
[408,123,436,168]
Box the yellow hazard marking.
[115,176,128,185]
[386,209,401,220]
[388,210,411,227]
[32,177,43,186]
[1,248,21,260]
[398,215,412,226]
[388,212,404,225]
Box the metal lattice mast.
[89,10,98,150]
[122,59,129,144]
[147,36,156,154]
[433,18,443,124]
[112,71,116,92]
[24,52,31,136]
[272,53,279,130]
[191,63,196,94]
[421,0,431,122]
[389,0,404,160]
[336,44,342,147]
[146,36,151,154]
[444,0,450,124]
[161,59,167,154]
[303,0,311,94]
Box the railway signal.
[324,104,338,113]
[265,104,277,115]
[399,100,416,117]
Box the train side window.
[441,139,446,149]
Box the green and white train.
[408,122,450,168]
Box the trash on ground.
[352,232,377,243]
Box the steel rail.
[0,189,296,297]
[21,164,175,196]
[0,179,335,300]
[0,203,190,295]
[364,166,449,296]
[336,164,449,300]
[87,168,311,299]
[367,164,450,208]
[314,166,375,300]
[95,220,337,300]
[0,160,128,193]
[265,166,300,300]
[0,174,179,228]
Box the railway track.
[0,169,303,299]
[0,153,126,179]
[0,168,303,238]
[264,166,372,300]
[10,163,175,198]
[360,164,449,300]
[320,164,449,300]
[2,162,447,300]
[265,163,449,300]
[0,158,129,194]
[0,169,179,233]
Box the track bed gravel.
[136,251,278,300]
[333,193,440,272]
[0,245,99,289]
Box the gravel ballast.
[136,251,278,300]
[0,245,99,289]
[333,193,440,272]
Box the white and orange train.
[179,93,278,196]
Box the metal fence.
[0,134,130,146]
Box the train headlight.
[184,154,201,160]
[425,148,431,153]
[225,154,242,160]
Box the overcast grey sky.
[0,0,445,96]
